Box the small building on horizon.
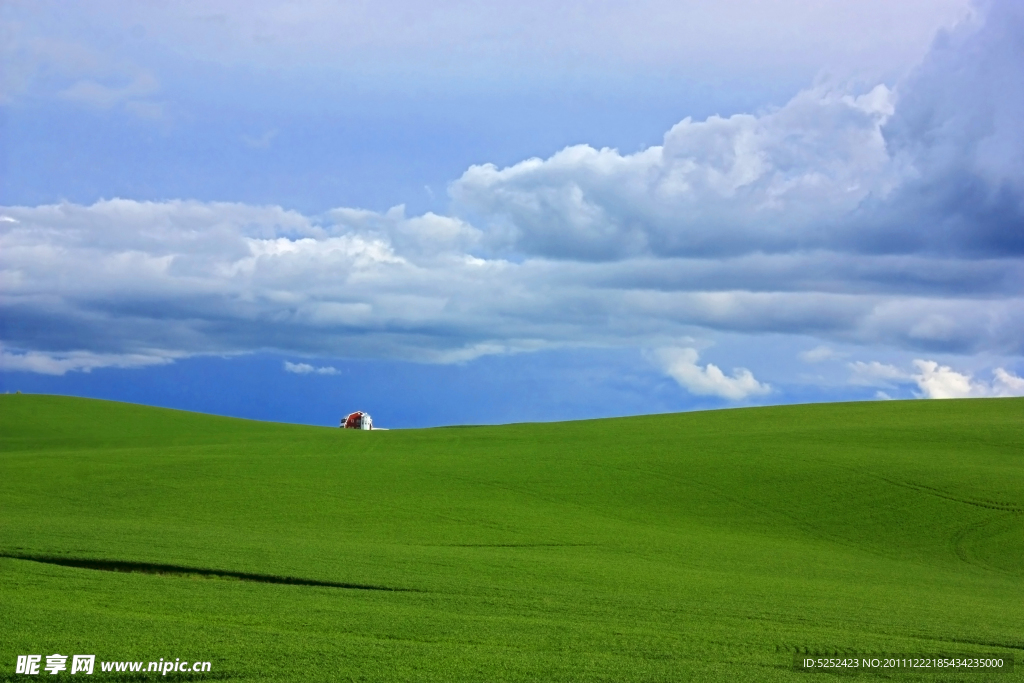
[341,411,373,430]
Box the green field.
[1,395,1022,681]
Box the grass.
[0,394,1022,681]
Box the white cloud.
[326,204,482,258]
[0,347,176,376]
[849,358,1024,399]
[911,360,975,398]
[283,361,313,374]
[993,368,1024,395]
[912,360,1024,399]
[284,361,338,375]
[651,347,770,400]
[452,84,900,261]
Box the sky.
[2,0,1023,426]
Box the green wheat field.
[1,394,1022,681]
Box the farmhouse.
[341,411,373,430]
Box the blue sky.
[2,0,1023,426]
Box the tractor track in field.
[868,476,1023,513]
[910,633,1024,653]
[949,513,1024,577]
[0,553,418,592]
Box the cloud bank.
[2,0,1022,399]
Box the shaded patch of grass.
[0,553,415,591]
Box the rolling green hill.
[1,394,1022,681]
